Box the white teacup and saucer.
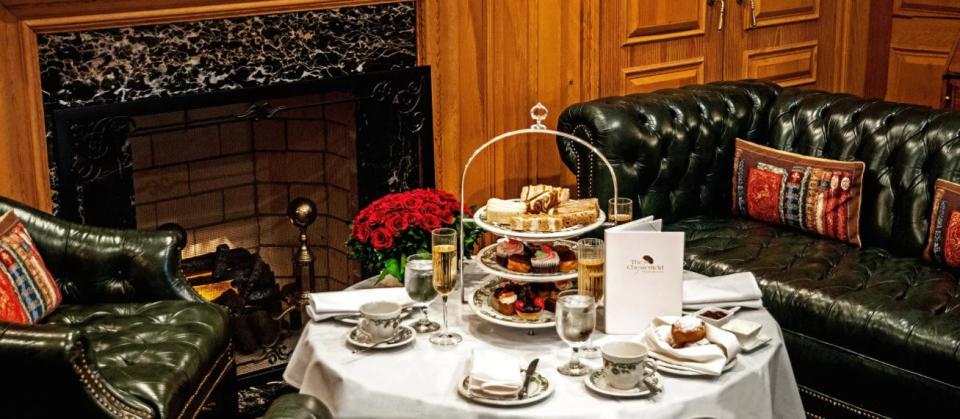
[347,301,415,351]
[585,341,664,398]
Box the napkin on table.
[683,272,763,310]
[639,315,742,376]
[467,349,524,397]
[307,288,414,321]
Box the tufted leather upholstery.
[557,81,960,418]
[0,196,234,418]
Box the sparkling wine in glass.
[429,228,462,346]
[404,253,440,333]
[556,294,596,376]
[577,238,604,358]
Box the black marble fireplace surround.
[38,1,433,228]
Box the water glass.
[608,197,633,225]
[404,253,440,333]
[556,294,597,376]
[429,228,462,346]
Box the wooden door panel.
[622,58,705,94]
[742,41,817,86]
[625,0,706,44]
[886,48,950,107]
[894,0,960,17]
[753,0,819,27]
[726,0,836,90]
[602,0,723,96]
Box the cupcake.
[495,239,526,268]
[555,245,577,272]
[514,289,545,320]
[530,245,560,274]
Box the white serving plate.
[457,373,553,406]
[475,240,579,283]
[468,279,556,329]
[655,357,737,376]
[472,199,606,240]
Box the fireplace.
[38,2,432,292]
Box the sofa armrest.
[0,322,155,418]
[556,81,782,222]
[0,195,203,304]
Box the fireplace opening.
[49,68,435,294]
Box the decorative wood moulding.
[750,0,819,29]
[742,41,818,87]
[622,0,705,45]
[893,0,960,18]
[622,57,705,94]
[5,0,404,32]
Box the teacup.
[358,301,402,342]
[601,341,658,390]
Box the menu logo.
[626,255,664,274]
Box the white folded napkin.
[683,272,763,310]
[638,316,741,376]
[467,349,524,397]
[307,288,414,321]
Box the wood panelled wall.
[419,0,590,207]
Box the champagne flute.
[429,228,462,346]
[404,253,440,333]
[608,197,633,225]
[556,294,596,376]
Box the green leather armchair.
[558,81,960,418]
[0,196,235,418]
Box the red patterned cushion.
[923,179,960,268]
[0,211,61,324]
[732,139,865,246]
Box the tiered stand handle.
[458,103,620,303]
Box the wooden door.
[884,1,960,107]
[724,0,839,90]
[600,0,724,96]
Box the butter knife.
[517,358,539,400]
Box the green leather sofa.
[557,81,960,418]
[0,196,236,418]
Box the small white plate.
[346,325,416,349]
[457,373,554,406]
[656,357,737,376]
[584,369,662,398]
[741,333,772,352]
[472,201,606,240]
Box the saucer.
[457,373,554,406]
[584,370,661,398]
[347,325,416,349]
[741,333,772,352]
[656,357,737,376]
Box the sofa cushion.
[42,300,229,417]
[667,216,960,387]
[0,211,61,323]
[924,178,960,268]
[732,139,865,245]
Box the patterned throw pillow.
[0,211,61,324]
[924,179,960,268]
[732,139,865,246]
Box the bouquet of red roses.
[348,188,482,283]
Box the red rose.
[352,223,372,242]
[404,212,422,228]
[402,196,424,209]
[386,214,409,233]
[422,213,442,230]
[421,202,442,216]
[370,228,395,250]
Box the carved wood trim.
[621,57,705,94]
[750,0,820,29]
[621,0,706,46]
[742,41,819,87]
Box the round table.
[284,265,805,419]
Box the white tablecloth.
[284,265,805,419]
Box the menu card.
[603,217,684,334]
